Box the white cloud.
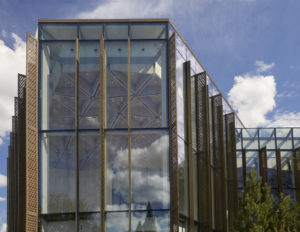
[0,223,6,232]
[0,197,5,202]
[267,112,300,127]
[0,174,7,187]
[0,33,26,141]
[77,0,174,19]
[228,74,276,127]
[255,60,275,73]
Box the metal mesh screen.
[212,94,227,231]
[168,33,179,232]
[293,147,300,202]
[225,113,238,230]
[194,72,212,231]
[26,33,38,232]
[259,147,268,184]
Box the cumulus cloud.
[77,0,174,19]
[0,33,26,142]
[266,112,300,127]
[0,174,7,187]
[255,60,275,73]
[228,74,276,127]
[0,223,6,232]
[0,197,5,202]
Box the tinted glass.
[40,24,77,40]
[41,42,75,130]
[79,41,100,129]
[130,41,167,128]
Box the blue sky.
[1,0,300,230]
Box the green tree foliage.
[234,169,300,232]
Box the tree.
[234,169,300,232]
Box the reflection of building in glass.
[6,19,300,232]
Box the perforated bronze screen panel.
[168,33,179,232]
[26,33,38,232]
[242,149,247,185]
[259,147,268,184]
[225,113,238,230]
[276,149,283,193]
[212,94,227,232]
[194,72,212,231]
[293,147,300,203]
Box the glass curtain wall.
[39,22,170,232]
[236,127,298,199]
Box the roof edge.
[38,18,170,23]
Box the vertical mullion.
[128,37,132,232]
[100,33,105,232]
[75,37,79,232]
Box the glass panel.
[79,213,100,231]
[236,157,244,188]
[79,133,100,212]
[130,23,167,39]
[41,42,75,130]
[178,137,189,225]
[79,41,100,129]
[41,133,75,214]
[236,129,242,150]
[40,214,75,232]
[293,128,300,148]
[242,129,258,149]
[79,24,103,40]
[276,128,293,149]
[130,41,167,128]
[105,132,129,210]
[40,23,77,40]
[282,156,295,189]
[131,210,170,231]
[131,131,169,210]
[106,212,129,232]
[259,128,275,149]
[245,151,259,177]
[267,154,277,188]
[105,24,128,40]
[176,48,186,139]
[105,41,128,128]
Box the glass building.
[6,19,300,232]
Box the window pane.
[105,24,128,40]
[79,41,100,129]
[105,41,128,128]
[40,214,75,232]
[79,24,103,40]
[178,137,189,225]
[130,23,167,39]
[131,210,170,232]
[131,131,169,210]
[41,133,75,214]
[40,24,77,40]
[106,132,129,210]
[130,41,167,128]
[106,212,128,232]
[79,213,100,231]
[79,133,100,212]
[41,42,75,130]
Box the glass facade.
[38,21,171,232]
[236,128,298,198]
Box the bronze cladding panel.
[183,61,194,231]
[194,72,212,231]
[100,33,105,232]
[259,147,268,184]
[293,147,300,203]
[224,113,238,230]
[242,149,247,185]
[276,149,283,193]
[26,33,39,232]
[168,33,179,232]
[75,38,79,232]
[212,94,227,232]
